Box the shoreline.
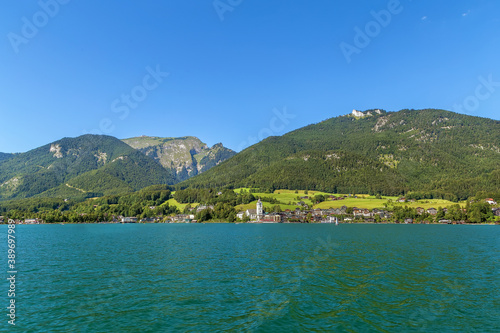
[4,221,498,226]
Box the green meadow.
[161,198,198,211]
[233,189,463,211]
[166,188,464,213]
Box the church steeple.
[256,198,263,220]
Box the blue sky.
[1,0,499,153]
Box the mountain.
[122,136,236,182]
[0,153,14,162]
[0,135,174,200]
[180,109,500,199]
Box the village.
[166,197,500,224]
[3,196,499,225]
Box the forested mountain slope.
[0,153,13,162]
[0,135,173,200]
[180,109,500,199]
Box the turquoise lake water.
[1,224,499,332]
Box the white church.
[237,198,264,221]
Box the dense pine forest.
[180,109,500,200]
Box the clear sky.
[1,0,499,153]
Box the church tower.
[256,198,263,220]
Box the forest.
[180,109,500,200]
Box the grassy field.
[168,188,466,213]
[313,198,463,210]
[389,199,466,209]
[235,189,338,207]
[233,188,462,211]
[314,198,386,210]
[161,198,198,211]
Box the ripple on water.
[6,224,499,332]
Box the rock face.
[352,109,366,118]
[352,109,382,118]
[0,134,174,200]
[122,136,236,182]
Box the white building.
[245,209,257,220]
[256,199,263,221]
[486,198,497,205]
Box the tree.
[196,209,212,222]
[306,213,312,223]
[436,207,445,220]
[314,194,325,203]
[445,204,464,221]
[469,202,493,223]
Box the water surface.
[2,224,499,332]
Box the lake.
[2,224,498,332]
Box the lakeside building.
[427,208,438,215]
[260,214,282,223]
[244,209,258,220]
[486,198,497,205]
[256,198,263,221]
[196,205,214,213]
[24,218,42,224]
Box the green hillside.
[244,150,407,195]
[180,109,500,199]
[0,153,13,162]
[0,135,174,200]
